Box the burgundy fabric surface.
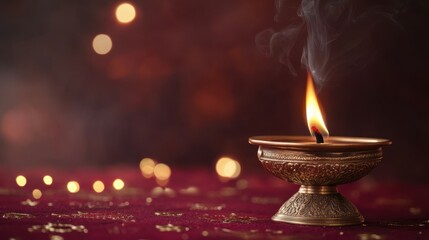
[0,167,428,240]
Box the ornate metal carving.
[249,136,391,226]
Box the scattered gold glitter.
[2,212,34,220]
[214,227,313,239]
[154,211,183,217]
[179,186,199,195]
[200,213,260,224]
[387,220,428,227]
[16,175,27,187]
[28,222,88,233]
[410,207,422,215]
[43,175,53,185]
[32,189,42,199]
[339,231,344,235]
[146,197,153,204]
[265,229,283,234]
[357,233,384,240]
[251,196,282,205]
[52,211,135,223]
[236,179,248,189]
[21,199,39,206]
[113,178,125,190]
[189,203,225,211]
[50,235,64,240]
[202,230,209,237]
[156,224,189,232]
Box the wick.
[311,126,324,143]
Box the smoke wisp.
[257,0,407,87]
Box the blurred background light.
[92,34,112,55]
[113,178,125,190]
[16,175,27,187]
[32,189,42,199]
[140,158,156,178]
[67,181,80,193]
[93,180,105,193]
[153,163,171,181]
[215,157,241,179]
[115,3,136,24]
[43,175,53,185]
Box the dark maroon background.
[0,1,428,182]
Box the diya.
[249,73,391,226]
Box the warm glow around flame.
[306,72,329,137]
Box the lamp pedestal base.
[272,186,364,226]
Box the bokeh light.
[92,34,112,55]
[115,3,136,24]
[154,163,171,181]
[113,178,125,190]
[32,189,42,199]
[67,181,80,193]
[140,158,156,178]
[16,175,27,187]
[93,180,105,193]
[43,175,53,185]
[215,157,241,179]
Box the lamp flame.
[306,72,329,137]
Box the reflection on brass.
[249,136,391,226]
